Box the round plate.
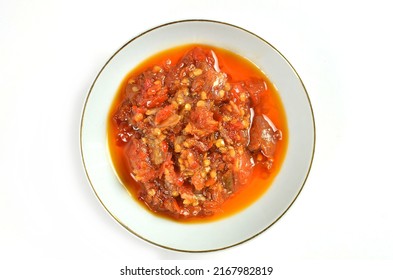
[80,19,315,252]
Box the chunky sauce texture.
[108,44,287,222]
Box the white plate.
[80,20,315,252]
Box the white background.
[1,0,393,278]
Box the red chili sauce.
[107,44,287,222]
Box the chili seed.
[183,199,190,205]
[223,115,231,122]
[193,68,203,76]
[176,95,184,105]
[218,89,225,98]
[171,101,179,109]
[197,100,206,107]
[152,128,161,136]
[145,108,158,115]
[181,78,190,86]
[240,92,246,102]
[153,65,162,73]
[219,147,227,153]
[134,113,143,122]
[215,139,225,148]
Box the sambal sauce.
[107,44,287,222]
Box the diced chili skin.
[178,47,209,70]
[154,104,175,124]
[248,115,280,158]
[233,150,255,187]
[125,83,138,101]
[112,100,141,144]
[192,67,227,95]
[128,70,169,108]
[190,106,219,132]
[145,93,168,108]
[113,99,133,125]
[115,124,134,144]
[222,170,234,192]
[191,172,206,191]
[161,141,169,153]
[125,138,157,183]
[146,137,167,166]
[186,137,213,153]
[221,121,248,146]
[228,82,244,102]
[244,78,267,107]
[190,47,209,63]
[249,115,265,151]
[159,154,180,187]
